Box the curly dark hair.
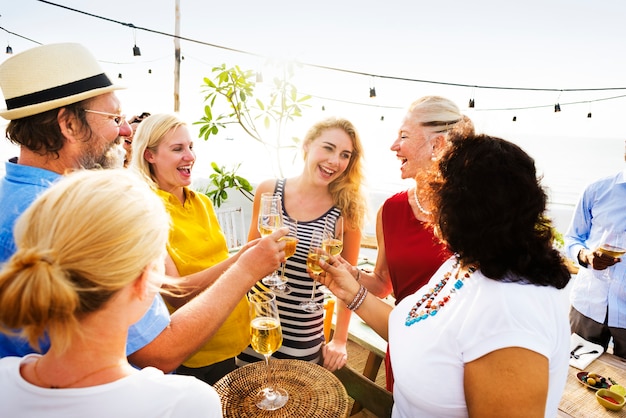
[5,101,93,159]
[422,133,570,289]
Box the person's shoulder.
[256,178,278,193]
[383,190,408,209]
[137,368,222,415]
[386,190,408,202]
[587,170,624,188]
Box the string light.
[4,5,626,119]
[131,25,141,56]
[512,116,517,122]
[5,44,12,54]
[369,76,376,98]
[255,72,263,83]
[468,98,475,108]
[554,103,561,112]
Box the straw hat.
[0,43,124,120]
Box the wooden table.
[214,359,349,418]
[329,296,389,383]
[559,353,626,417]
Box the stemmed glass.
[273,219,298,295]
[258,194,284,288]
[319,216,343,294]
[300,230,327,312]
[249,291,289,410]
[595,229,626,280]
[323,216,343,256]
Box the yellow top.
[156,188,250,368]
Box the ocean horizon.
[1,131,623,236]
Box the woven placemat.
[214,359,349,418]
[559,359,626,417]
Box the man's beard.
[78,137,125,170]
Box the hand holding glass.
[258,194,285,288]
[595,229,626,280]
[249,291,289,410]
[273,219,298,294]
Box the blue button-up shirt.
[564,169,626,327]
[0,160,170,357]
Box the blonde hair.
[0,169,170,353]
[302,117,367,229]
[130,113,187,188]
[407,96,465,134]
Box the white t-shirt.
[389,258,570,418]
[0,355,223,418]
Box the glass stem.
[280,263,286,280]
[264,354,274,392]
[310,276,318,301]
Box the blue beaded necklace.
[405,259,476,326]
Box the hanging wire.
[5,1,626,116]
[31,1,626,93]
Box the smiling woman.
[237,116,367,373]
[130,112,253,384]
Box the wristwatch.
[577,249,589,268]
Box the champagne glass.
[319,216,343,295]
[596,229,626,280]
[323,216,344,256]
[249,291,289,410]
[273,219,298,295]
[258,194,284,287]
[300,230,327,312]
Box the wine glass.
[258,194,284,288]
[318,216,343,295]
[595,229,626,280]
[273,219,298,295]
[249,291,289,410]
[323,216,344,256]
[300,229,327,312]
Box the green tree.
[194,62,311,206]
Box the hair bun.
[13,248,56,269]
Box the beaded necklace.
[405,259,476,326]
[412,186,432,216]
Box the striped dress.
[237,178,341,365]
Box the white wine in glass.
[249,291,288,410]
[273,219,298,295]
[323,216,344,256]
[596,229,626,280]
[258,194,284,287]
[300,230,327,312]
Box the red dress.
[382,190,451,390]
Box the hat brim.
[0,84,125,120]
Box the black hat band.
[5,73,113,110]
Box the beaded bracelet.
[347,284,368,311]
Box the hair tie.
[14,248,57,269]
